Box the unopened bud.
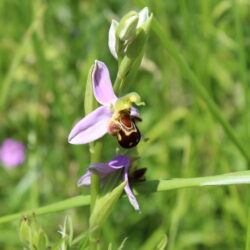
[116,11,138,41]
[108,20,119,59]
[19,217,31,243]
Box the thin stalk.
[113,56,132,94]
[90,174,100,213]
[1,170,250,224]
[89,142,102,211]
[0,4,46,111]
[0,195,90,224]
[246,207,250,250]
[231,0,249,142]
[89,142,102,250]
[151,18,250,163]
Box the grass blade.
[1,170,250,224]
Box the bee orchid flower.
[68,60,144,148]
[78,155,140,212]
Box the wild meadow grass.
[0,0,250,249]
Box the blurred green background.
[0,0,250,249]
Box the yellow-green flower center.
[112,92,145,119]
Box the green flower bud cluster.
[19,215,49,249]
[109,7,152,61]
[19,214,75,249]
[109,7,153,93]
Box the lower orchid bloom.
[78,155,141,212]
[68,60,144,148]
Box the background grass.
[0,0,250,249]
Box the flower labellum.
[0,139,26,168]
[108,110,141,148]
[78,155,141,212]
[68,60,144,149]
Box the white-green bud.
[108,20,119,59]
[116,11,139,41]
[108,8,152,61]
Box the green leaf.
[134,171,250,194]
[151,17,250,162]
[37,231,49,250]
[84,64,95,115]
[117,237,128,250]
[90,181,127,229]
[51,237,68,250]
[78,234,89,250]
[156,235,168,250]
[2,171,250,224]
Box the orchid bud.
[108,20,119,59]
[137,7,151,28]
[19,215,49,249]
[108,7,152,66]
[116,11,138,42]
[19,217,31,244]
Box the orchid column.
[68,7,152,250]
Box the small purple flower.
[78,155,140,212]
[68,60,143,148]
[0,139,26,168]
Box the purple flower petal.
[108,155,130,169]
[92,60,117,105]
[123,166,140,212]
[89,162,116,175]
[130,106,140,117]
[78,170,92,186]
[89,155,129,175]
[0,139,25,168]
[68,106,112,144]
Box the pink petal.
[89,162,116,175]
[130,106,140,117]
[89,155,129,174]
[92,60,117,105]
[124,166,140,212]
[68,106,112,144]
[78,170,92,186]
[108,155,130,169]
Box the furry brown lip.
[108,111,142,149]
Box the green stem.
[0,4,46,112]
[1,170,250,225]
[151,18,250,163]
[231,0,249,143]
[0,195,90,224]
[89,142,102,211]
[246,207,250,250]
[90,175,100,213]
[114,56,132,94]
[89,142,102,250]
